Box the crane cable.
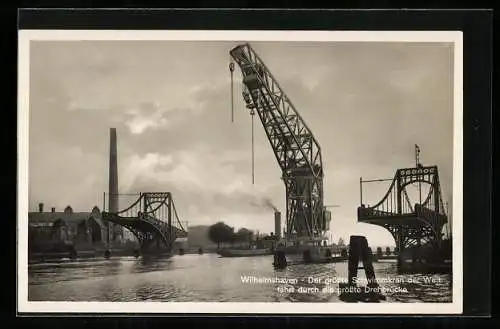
[251,107,255,185]
[229,61,235,123]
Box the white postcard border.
[17,29,463,314]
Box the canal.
[28,253,452,303]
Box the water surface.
[28,253,452,302]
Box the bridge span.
[102,192,188,255]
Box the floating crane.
[229,43,331,244]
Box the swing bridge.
[101,192,188,254]
[357,163,449,252]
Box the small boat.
[217,248,273,258]
[275,237,342,264]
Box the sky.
[27,40,455,246]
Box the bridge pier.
[273,250,287,269]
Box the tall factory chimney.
[108,128,121,242]
[109,128,119,213]
[274,211,281,240]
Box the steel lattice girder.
[101,192,188,252]
[230,43,325,239]
[103,216,174,251]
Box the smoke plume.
[264,198,279,212]
[248,196,279,213]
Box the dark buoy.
[104,249,111,259]
[198,247,203,255]
[339,235,386,303]
[133,249,140,258]
[303,250,312,263]
[397,254,404,272]
[179,248,185,256]
[273,250,287,269]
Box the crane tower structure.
[230,43,331,243]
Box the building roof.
[29,212,89,225]
[28,206,103,227]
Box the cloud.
[29,143,105,211]
[120,148,281,209]
[125,102,170,135]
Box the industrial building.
[28,203,108,253]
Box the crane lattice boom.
[230,43,330,241]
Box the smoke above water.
[264,198,279,212]
[249,197,279,213]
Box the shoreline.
[28,249,217,264]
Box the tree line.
[208,223,406,256]
[208,222,255,249]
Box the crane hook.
[229,62,235,123]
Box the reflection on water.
[28,254,452,302]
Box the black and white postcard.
[17,30,463,314]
